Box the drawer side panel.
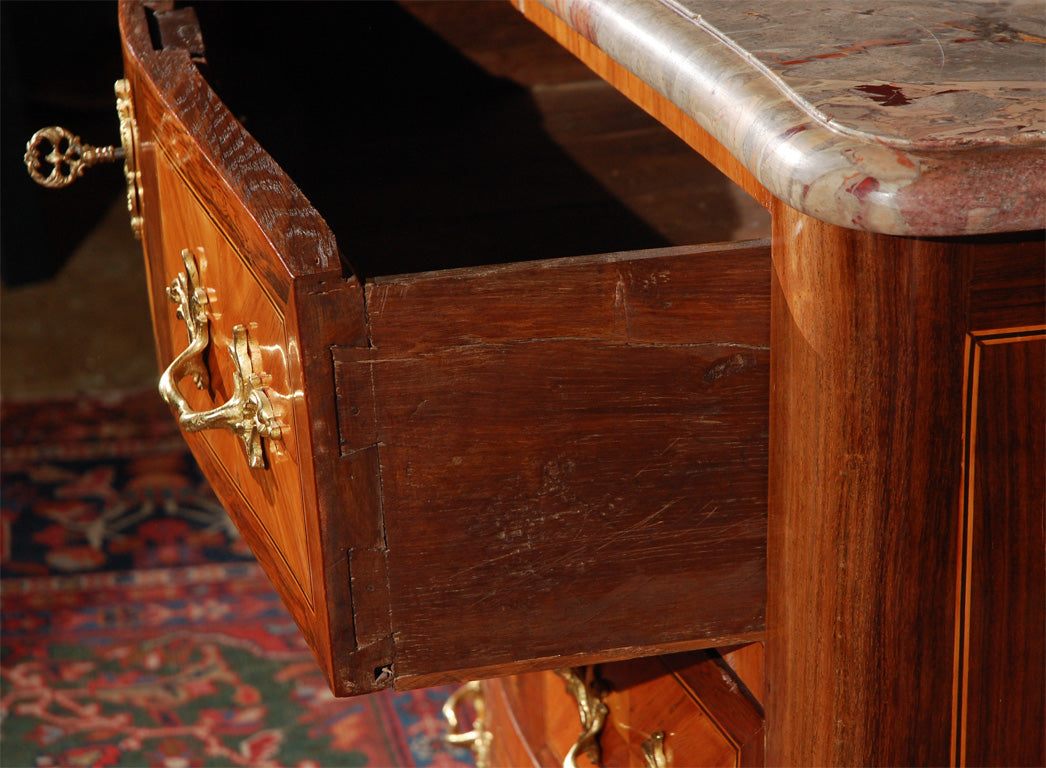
[354,242,770,686]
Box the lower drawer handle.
[158,248,282,469]
[556,667,609,768]
[442,681,492,768]
[642,730,668,768]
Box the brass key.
[24,125,123,189]
[24,80,143,238]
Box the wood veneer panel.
[661,652,765,767]
[766,200,1045,765]
[601,652,764,767]
[483,677,545,767]
[149,152,314,608]
[485,651,763,768]
[957,235,1045,765]
[957,332,1045,767]
[487,673,581,767]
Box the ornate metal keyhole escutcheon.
[25,79,143,238]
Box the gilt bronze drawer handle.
[642,730,668,768]
[158,248,282,469]
[24,79,144,238]
[556,667,610,768]
[442,681,492,768]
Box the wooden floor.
[192,1,769,278]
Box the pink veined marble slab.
[535,0,1046,235]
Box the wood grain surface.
[485,669,581,767]
[603,652,764,767]
[338,241,771,687]
[766,200,1045,766]
[119,0,384,696]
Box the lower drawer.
[464,645,765,767]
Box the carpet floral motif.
[2,565,474,767]
[1,392,253,577]
[1,392,475,767]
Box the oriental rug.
[0,391,475,768]
[1,390,253,578]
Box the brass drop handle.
[641,731,668,768]
[556,667,610,768]
[443,681,492,768]
[158,248,283,470]
[24,79,144,238]
[24,125,123,188]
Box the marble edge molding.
[536,0,1046,237]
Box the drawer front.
[120,0,380,696]
[147,143,315,618]
[478,650,764,767]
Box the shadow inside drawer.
[191,1,764,278]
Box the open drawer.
[118,0,770,696]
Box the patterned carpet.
[0,390,475,768]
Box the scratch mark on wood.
[696,500,721,525]
[596,499,677,552]
[407,399,430,420]
[705,352,758,383]
[613,272,633,340]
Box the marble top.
[536,0,1046,235]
